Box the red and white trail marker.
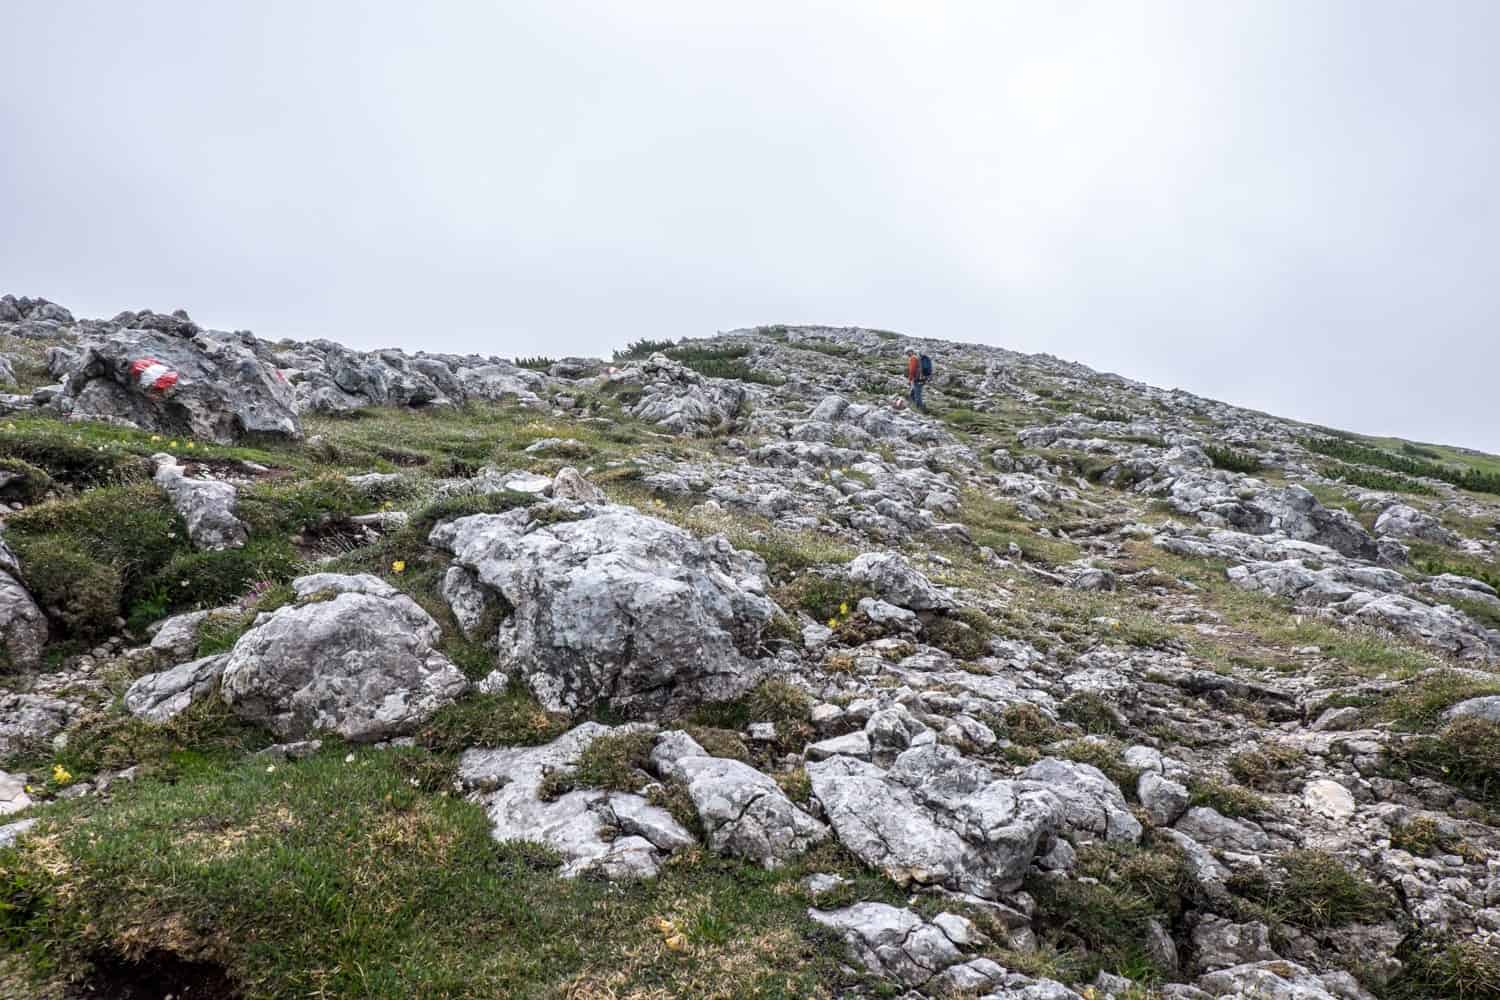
[129,358,180,394]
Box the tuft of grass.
[1363,671,1500,732]
[538,728,655,801]
[924,608,995,660]
[1024,839,1197,983]
[1053,739,1140,795]
[1058,692,1124,737]
[513,356,554,371]
[1227,849,1392,930]
[1187,779,1268,818]
[6,693,271,783]
[1387,934,1500,999]
[1384,717,1500,806]
[416,690,569,754]
[770,573,874,623]
[1226,744,1305,791]
[998,703,1067,747]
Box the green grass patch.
[1,747,880,999]
[1362,670,1500,731]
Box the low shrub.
[0,457,52,503]
[612,338,677,361]
[1187,778,1268,818]
[1227,849,1392,929]
[130,537,302,626]
[1226,744,1305,790]
[1203,445,1264,474]
[8,535,120,641]
[1385,717,1500,806]
[924,607,995,660]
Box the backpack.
[919,354,933,379]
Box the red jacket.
[907,355,919,382]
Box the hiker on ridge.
[906,347,931,413]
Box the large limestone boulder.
[806,903,970,988]
[124,654,228,723]
[651,730,826,867]
[458,723,695,880]
[152,454,248,550]
[618,354,749,436]
[220,573,466,741]
[1374,503,1457,546]
[0,692,72,756]
[806,744,1060,899]
[0,544,46,671]
[846,551,952,611]
[56,322,300,443]
[430,502,776,718]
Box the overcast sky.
[4,2,1496,449]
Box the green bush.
[1300,436,1500,495]
[8,535,121,641]
[0,457,53,502]
[236,476,373,537]
[8,483,183,582]
[514,356,554,371]
[1203,445,1264,474]
[612,338,677,361]
[131,537,302,624]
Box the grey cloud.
[3,0,1496,448]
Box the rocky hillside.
[1,295,1498,1000]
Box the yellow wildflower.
[168,440,178,448]
[391,560,406,574]
[827,617,838,629]
[51,764,73,786]
[839,602,849,616]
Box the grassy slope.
[2,334,1499,998]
